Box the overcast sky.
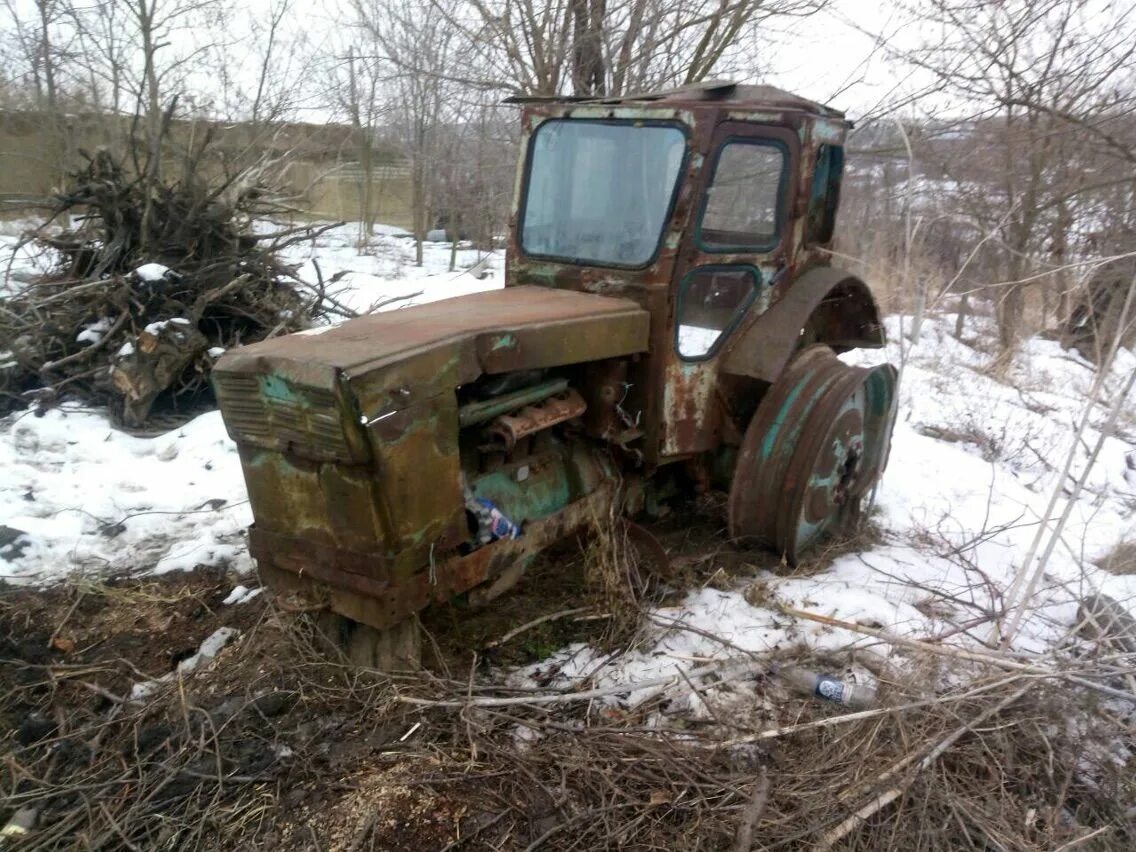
[761,0,924,117]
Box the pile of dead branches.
[0,145,349,426]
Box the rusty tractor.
[213,82,899,668]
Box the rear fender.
[720,267,885,383]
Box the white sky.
[761,0,925,117]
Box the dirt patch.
[0,568,262,699]
[419,537,597,669]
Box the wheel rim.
[728,345,898,564]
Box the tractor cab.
[507,82,882,465]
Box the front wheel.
[728,345,898,565]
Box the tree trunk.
[358,135,374,247]
[998,282,1025,350]
[448,212,460,271]
[954,291,969,340]
[571,0,606,95]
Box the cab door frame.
[655,121,801,460]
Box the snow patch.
[0,406,253,584]
[134,262,171,282]
[222,584,263,605]
[76,317,113,345]
[130,626,240,700]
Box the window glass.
[700,142,785,249]
[676,267,757,358]
[806,144,844,245]
[520,120,685,267]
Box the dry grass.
[379,654,1135,851]
[581,510,648,646]
[5,542,1136,850]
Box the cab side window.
[699,141,786,251]
[676,266,759,359]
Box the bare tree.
[901,0,1136,349]
[0,0,80,183]
[326,40,388,242]
[421,0,830,97]
[352,0,460,264]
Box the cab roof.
[505,80,843,118]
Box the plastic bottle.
[777,665,877,710]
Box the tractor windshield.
[520,120,686,267]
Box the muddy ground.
[0,500,771,850]
[2,505,1129,851]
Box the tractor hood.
[212,285,650,463]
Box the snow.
[142,317,193,335]
[0,407,252,583]
[222,584,263,605]
[134,262,172,282]
[130,626,240,699]
[275,221,504,318]
[76,317,114,346]
[3,217,1135,720]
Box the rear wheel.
[728,345,898,565]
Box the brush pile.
[0,147,347,426]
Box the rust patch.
[488,388,586,450]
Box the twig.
[781,605,1136,704]
[487,607,593,648]
[1052,826,1112,850]
[731,766,769,852]
[48,589,86,650]
[347,812,378,852]
[397,660,756,708]
[719,673,1027,746]
[40,311,129,373]
[96,802,143,852]
[77,681,130,706]
[816,682,1032,849]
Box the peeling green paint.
[490,333,517,351]
[471,461,571,524]
[261,373,299,404]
